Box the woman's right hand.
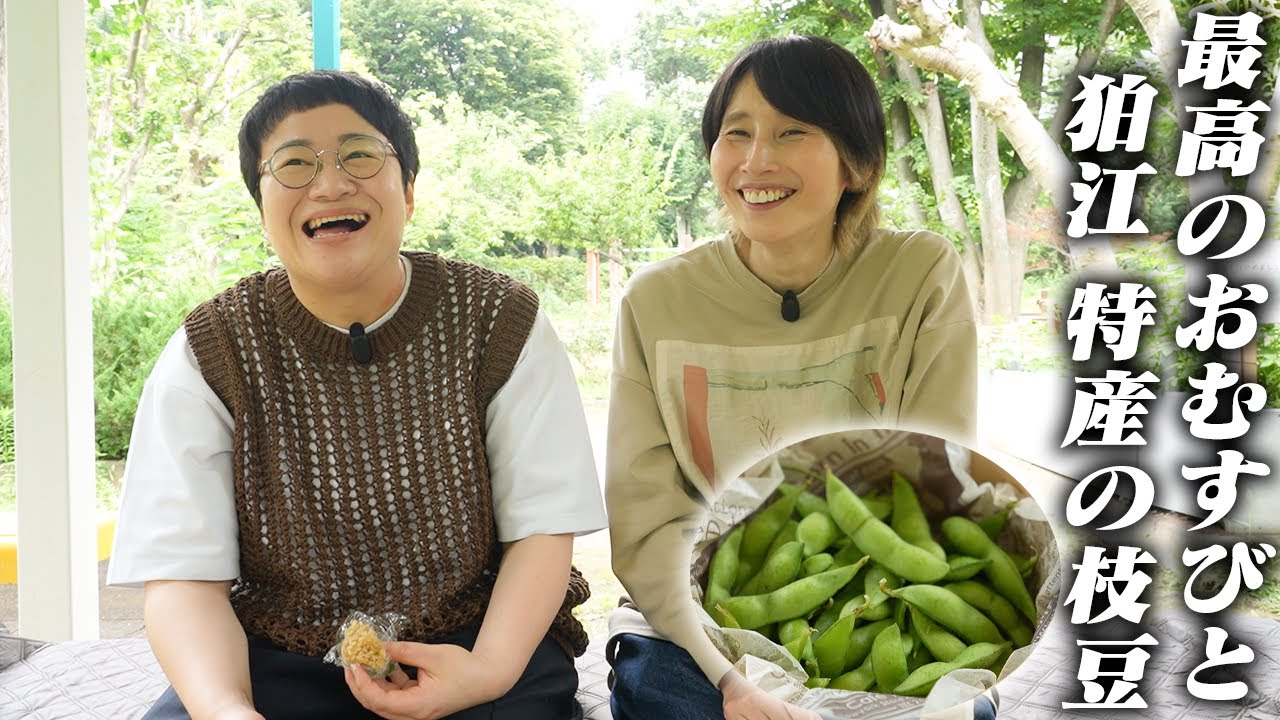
[719,669,822,720]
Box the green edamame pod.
[943,580,1034,648]
[811,600,841,636]
[812,612,858,678]
[842,618,895,669]
[777,618,811,647]
[885,581,1004,645]
[862,492,892,521]
[892,661,953,697]
[892,642,1009,697]
[829,653,875,691]
[776,483,803,498]
[859,563,897,622]
[718,561,863,630]
[782,626,814,663]
[704,525,745,614]
[825,472,949,583]
[907,637,933,673]
[801,552,835,577]
[1010,551,1038,580]
[804,676,831,689]
[739,541,805,596]
[908,605,966,662]
[803,656,821,682]
[949,641,1009,669]
[943,555,991,582]
[795,489,829,518]
[762,521,800,571]
[891,472,946,560]
[940,516,1036,623]
[839,595,868,620]
[871,623,908,694]
[977,506,1011,539]
[736,492,801,588]
[831,542,867,568]
[710,603,741,629]
[797,512,840,556]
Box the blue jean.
[607,633,725,720]
[143,627,580,720]
[606,632,999,720]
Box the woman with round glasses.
[604,37,979,720]
[107,71,607,720]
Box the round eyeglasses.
[260,135,398,189]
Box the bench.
[7,611,1280,719]
[0,633,613,720]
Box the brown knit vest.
[184,252,590,658]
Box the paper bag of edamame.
[690,428,1060,719]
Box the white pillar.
[8,0,98,640]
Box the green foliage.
[343,0,586,154]
[92,280,219,459]
[527,125,677,253]
[87,0,310,291]
[0,409,14,466]
[623,0,726,89]
[402,97,544,259]
[978,318,1066,374]
[1258,324,1280,409]
[473,256,588,313]
[1112,240,1201,390]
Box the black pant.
[142,626,582,720]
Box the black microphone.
[781,290,800,322]
[349,322,373,364]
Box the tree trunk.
[1124,0,1222,204]
[0,0,11,301]
[869,0,1116,269]
[878,0,982,312]
[1007,0,1124,267]
[1248,60,1280,202]
[866,0,927,227]
[887,96,928,228]
[963,0,1014,322]
[675,207,692,250]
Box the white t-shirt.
[107,261,607,587]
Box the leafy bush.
[1259,324,1280,409]
[0,408,13,465]
[1113,239,1201,390]
[473,255,590,312]
[93,282,216,459]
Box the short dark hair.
[701,36,886,255]
[238,70,420,209]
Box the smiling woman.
[602,36,979,720]
[104,70,608,720]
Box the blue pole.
[313,0,340,70]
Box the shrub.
[93,281,215,459]
[473,255,590,313]
[1259,323,1280,409]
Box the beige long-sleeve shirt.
[606,229,977,685]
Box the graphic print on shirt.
[657,318,898,501]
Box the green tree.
[342,0,586,154]
[526,127,676,257]
[87,0,311,290]
[400,96,543,260]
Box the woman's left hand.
[344,641,508,720]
